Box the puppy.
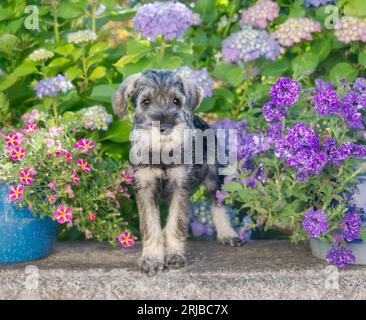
[112,70,240,275]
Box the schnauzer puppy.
[112,70,240,275]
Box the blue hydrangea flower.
[133,1,193,41]
[34,74,73,99]
[221,25,280,63]
[80,105,113,131]
[304,0,336,7]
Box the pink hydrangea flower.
[334,16,366,44]
[4,133,19,147]
[47,193,57,204]
[64,151,73,163]
[19,169,34,185]
[9,185,25,201]
[241,0,280,28]
[119,171,133,184]
[117,231,136,248]
[48,181,57,190]
[11,147,26,161]
[87,212,97,221]
[54,205,73,224]
[74,139,95,154]
[77,159,91,173]
[23,123,38,135]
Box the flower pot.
[0,183,57,264]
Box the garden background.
[1,0,366,266]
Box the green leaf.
[0,74,17,91]
[329,62,358,85]
[358,52,366,67]
[196,97,215,112]
[105,120,132,143]
[195,0,218,24]
[48,57,70,68]
[312,38,332,62]
[0,34,17,57]
[65,67,83,81]
[114,53,145,68]
[90,84,119,103]
[222,182,242,193]
[344,0,366,18]
[292,53,319,79]
[212,63,244,86]
[12,61,37,77]
[261,59,289,77]
[115,57,153,77]
[89,42,109,55]
[89,66,106,81]
[107,8,137,21]
[57,0,87,19]
[126,40,151,55]
[55,44,75,56]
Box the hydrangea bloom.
[269,77,301,107]
[312,89,340,116]
[241,0,280,28]
[54,205,73,224]
[334,16,366,44]
[175,66,214,97]
[304,0,336,7]
[342,211,362,241]
[29,48,54,62]
[221,25,280,63]
[67,29,97,44]
[326,245,355,268]
[189,201,215,238]
[191,12,202,26]
[272,18,321,47]
[117,231,136,248]
[35,74,73,99]
[133,1,193,41]
[80,105,113,131]
[302,209,329,237]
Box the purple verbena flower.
[302,209,329,237]
[353,78,366,95]
[326,245,355,268]
[323,137,343,166]
[262,101,287,122]
[133,1,193,41]
[312,89,340,116]
[315,79,334,90]
[342,211,362,241]
[285,123,319,153]
[267,122,283,140]
[269,77,301,107]
[286,149,327,179]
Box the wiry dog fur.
[112,70,240,276]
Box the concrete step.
[1,240,365,299]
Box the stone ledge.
[1,240,366,300]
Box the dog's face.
[112,70,203,155]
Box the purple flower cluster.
[267,122,283,140]
[334,16,366,44]
[342,211,362,241]
[340,91,366,129]
[34,74,73,99]
[312,89,340,116]
[302,209,329,237]
[326,245,355,268]
[133,1,193,41]
[304,0,336,7]
[241,0,280,29]
[221,25,280,64]
[175,66,214,97]
[324,138,366,166]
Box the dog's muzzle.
[160,123,173,135]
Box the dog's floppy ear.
[181,79,204,111]
[112,73,141,118]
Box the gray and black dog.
[112,69,240,275]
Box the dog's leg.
[135,168,165,276]
[164,167,189,269]
[211,204,241,247]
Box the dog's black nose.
[160,123,173,133]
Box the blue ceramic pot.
[0,183,57,264]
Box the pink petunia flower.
[118,231,136,248]
[70,169,80,185]
[54,205,73,224]
[48,127,62,137]
[119,171,133,184]
[23,123,38,135]
[19,169,34,185]
[48,181,57,190]
[77,159,91,173]
[74,139,95,154]
[29,166,37,176]
[54,150,63,157]
[5,133,19,147]
[45,139,55,147]
[9,185,25,201]
[11,147,25,161]
[47,193,57,204]
[65,184,74,198]
[64,151,73,163]
[87,212,97,221]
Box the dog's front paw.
[165,253,186,269]
[219,236,242,247]
[137,255,164,276]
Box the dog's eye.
[173,98,180,106]
[142,98,150,106]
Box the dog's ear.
[112,73,141,118]
[181,79,204,111]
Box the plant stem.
[160,38,166,60]
[91,1,97,33]
[53,14,60,44]
[52,99,59,121]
